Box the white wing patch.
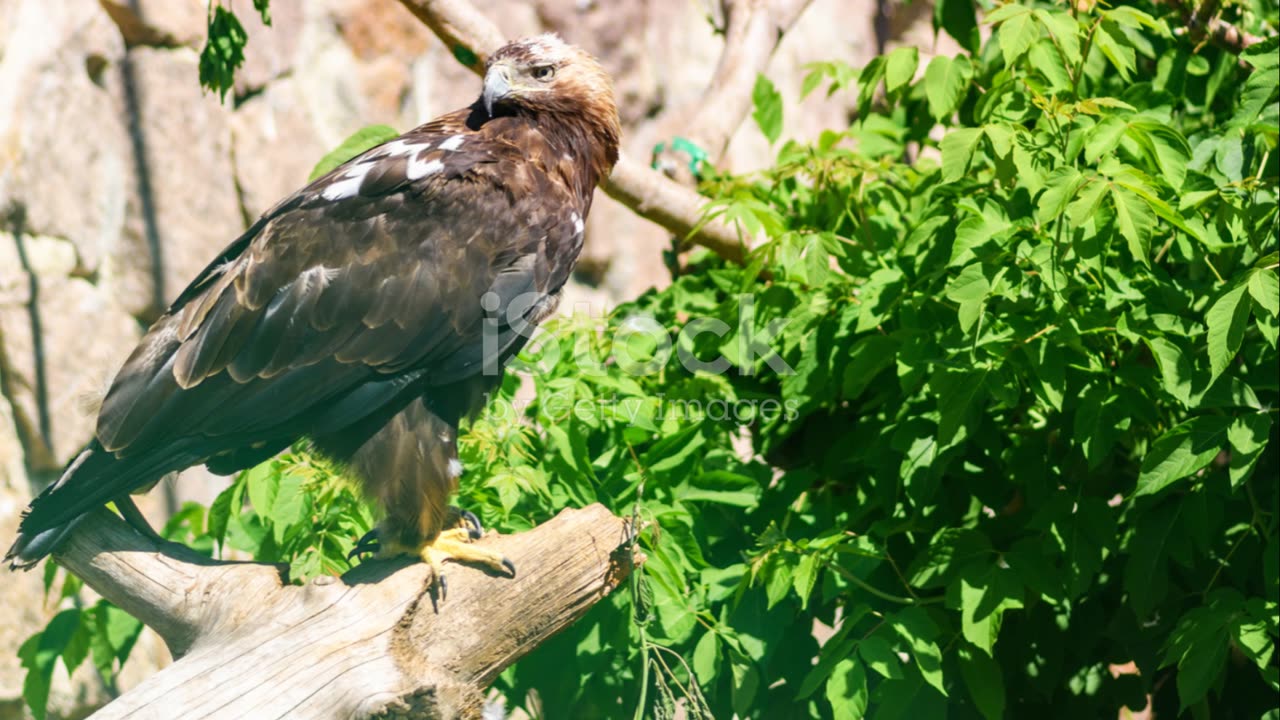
[438,134,466,151]
[320,140,440,199]
[448,458,464,478]
[320,164,372,200]
[407,155,444,180]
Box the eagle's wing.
[21,114,581,532]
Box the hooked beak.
[483,64,513,116]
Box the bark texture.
[52,504,635,720]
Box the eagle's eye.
[531,65,556,82]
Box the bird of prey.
[6,34,621,589]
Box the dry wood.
[54,504,636,720]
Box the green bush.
[22,0,1279,717]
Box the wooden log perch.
[52,504,636,720]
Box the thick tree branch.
[680,0,815,163]
[393,0,816,263]
[53,505,635,719]
[1161,0,1267,53]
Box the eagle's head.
[482,34,620,174]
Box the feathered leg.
[336,398,513,593]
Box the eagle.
[6,34,621,589]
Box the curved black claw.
[459,509,484,540]
[347,528,381,561]
[502,558,517,577]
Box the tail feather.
[5,517,86,569]
[6,441,199,569]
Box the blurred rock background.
[0,0,951,715]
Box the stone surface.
[231,76,328,219]
[0,0,130,279]
[0,270,141,471]
[107,46,244,318]
[236,0,305,94]
[97,0,205,48]
[0,380,24,492]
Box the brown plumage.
[7,34,620,572]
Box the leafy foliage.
[23,1,1280,717]
[198,1,271,102]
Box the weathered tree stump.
[53,504,636,719]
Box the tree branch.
[679,0,815,163]
[54,505,635,719]
[1162,0,1267,53]
[394,0,813,264]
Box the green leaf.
[959,573,1017,655]
[925,55,972,120]
[1124,501,1182,619]
[198,6,248,101]
[935,0,979,52]
[859,633,903,679]
[731,655,760,716]
[764,556,795,609]
[1110,184,1156,265]
[1162,591,1240,711]
[1085,117,1128,163]
[797,609,866,698]
[1094,21,1136,81]
[1135,415,1233,497]
[957,642,1006,720]
[309,124,400,180]
[841,334,898,399]
[207,479,238,546]
[1128,120,1192,189]
[989,5,1038,66]
[1036,166,1085,224]
[891,607,947,696]
[1215,134,1245,181]
[885,47,919,94]
[1249,269,1279,318]
[1033,9,1081,66]
[752,74,784,145]
[941,128,984,183]
[1242,35,1280,72]
[270,472,306,543]
[1206,282,1251,380]
[253,0,271,25]
[1147,336,1195,406]
[60,613,93,676]
[692,631,719,686]
[907,527,991,589]
[936,366,988,443]
[945,262,990,303]
[1227,413,1272,487]
[246,463,279,520]
[826,658,869,720]
[793,552,821,609]
[1067,177,1108,226]
[18,635,52,720]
